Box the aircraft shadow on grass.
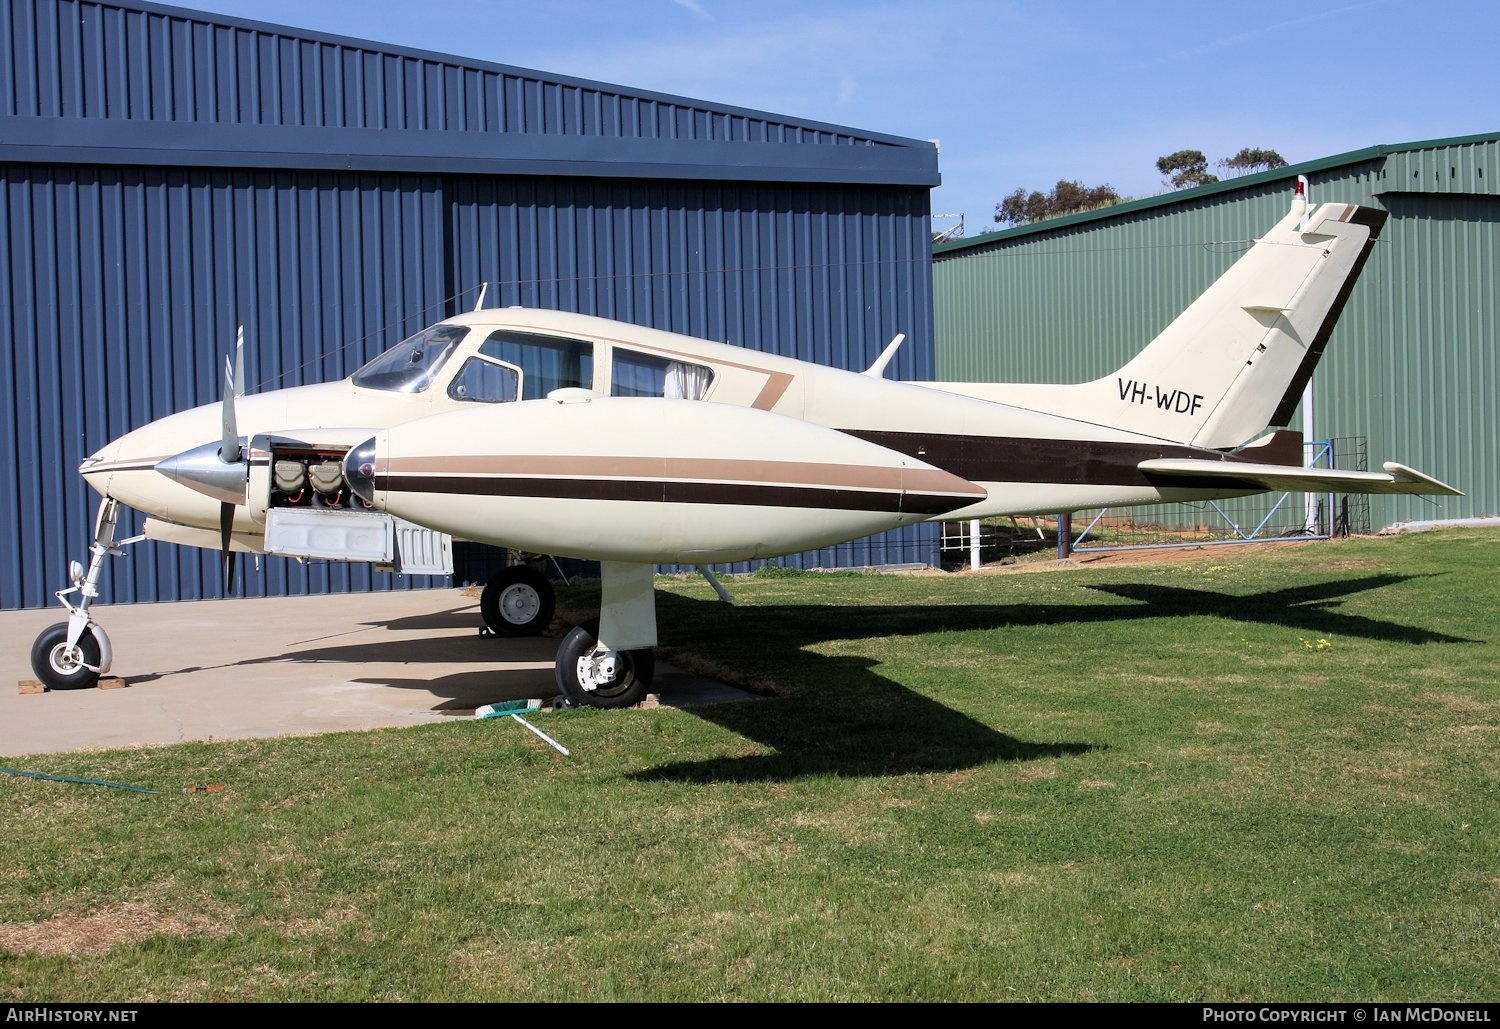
[652,571,1474,650]
[120,570,1475,782]
[1077,573,1476,645]
[625,570,1476,782]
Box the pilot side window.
[479,331,594,401]
[612,350,714,400]
[447,358,520,403]
[351,323,468,394]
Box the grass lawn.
[2,527,1497,1002]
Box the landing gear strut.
[30,497,139,690]
[545,562,734,709]
[551,560,657,709]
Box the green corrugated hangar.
[932,133,1497,536]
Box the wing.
[1138,458,1463,497]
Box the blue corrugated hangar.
[0,0,941,610]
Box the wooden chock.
[17,677,127,693]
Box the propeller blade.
[219,326,244,464]
[232,325,245,397]
[219,501,236,594]
[217,326,246,595]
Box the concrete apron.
[1,587,745,758]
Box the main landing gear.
[30,498,140,690]
[549,560,660,710]
[554,618,655,709]
[477,560,654,709]
[545,562,733,709]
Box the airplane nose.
[78,440,121,498]
[344,437,378,506]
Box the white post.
[969,519,981,570]
[1303,383,1319,533]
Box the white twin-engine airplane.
[35,181,1461,708]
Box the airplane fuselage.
[342,313,1274,564]
[80,307,1259,564]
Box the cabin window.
[612,349,714,400]
[351,323,467,393]
[447,358,520,403]
[479,331,594,401]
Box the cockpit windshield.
[351,324,468,393]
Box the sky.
[172,0,1499,238]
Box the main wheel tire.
[479,566,555,637]
[553,618,654,709]
[30,622,102,691]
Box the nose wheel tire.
[30,622,102,691]
[554,618,654,709]
[479,566,556,637]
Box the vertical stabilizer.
[1100,193,1386,449]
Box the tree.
[996,188,1045,226]
[1217,147,1288,176]
[1156,150,1218,190]
[993,180,1121,227]
[994,145,1290,223]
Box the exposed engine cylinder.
[268,447,368,510]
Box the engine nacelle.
[346,395,986,563]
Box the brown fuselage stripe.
[380,455,984,497]
[842,429,1258,487]
[85,455,272,476]
[81,460,167,475]
[377,474,974,516]
[103,427,1275,502]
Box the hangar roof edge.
[934,130,1500,256]
[2,0,938,185]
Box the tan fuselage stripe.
[750,371,794,410]
[379,455,985,497]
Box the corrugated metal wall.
[1326,188,1497,529]
[933,139,1496,531]
[448,175,936,577]
[1,163,449,607]
[449,178,928,370]
[934,186,1296,383]
[0,0,940,610]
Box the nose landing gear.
[30,497,139,690]
[30,622,105,691]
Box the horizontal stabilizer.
[1138,458,1464,497]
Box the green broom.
[475,698,569,756]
